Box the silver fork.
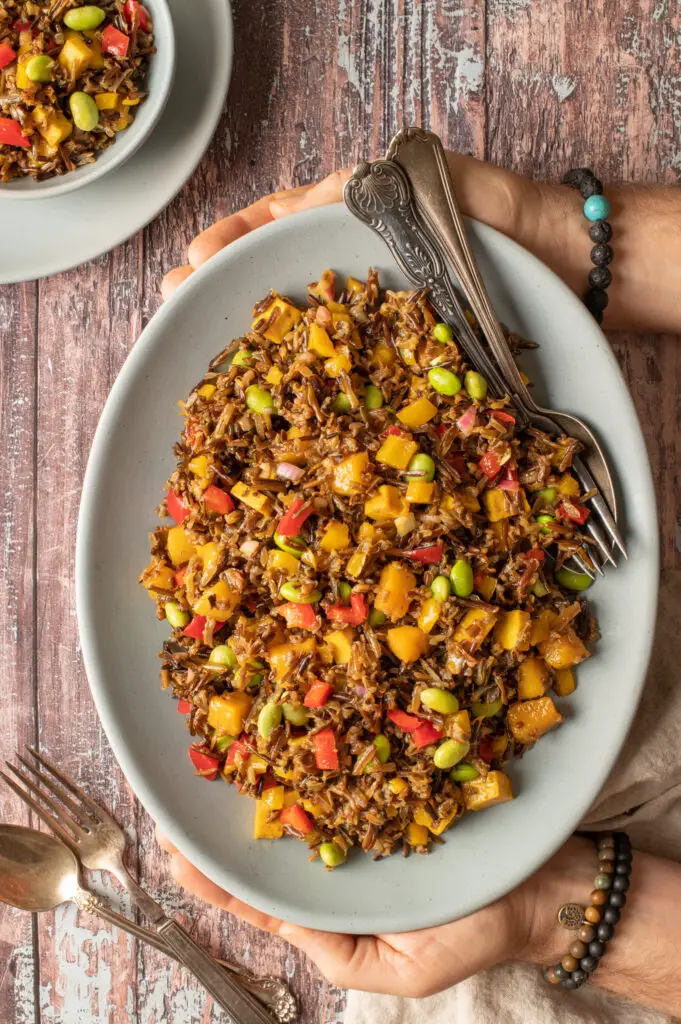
[1,748,295,1024]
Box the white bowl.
[76,205,659,934]
[0,0,175,201]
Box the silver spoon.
[0,825,289,1022]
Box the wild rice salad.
[141,270,599,869]
[0,1,153,182]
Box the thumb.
[270,169,352,218]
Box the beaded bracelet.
[562,168,613,325]
[544,831,632,990]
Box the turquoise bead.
[584,195,611,222]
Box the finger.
[154,825,178,855]
[279,924,409,993]
[160,265,193,301]
[270,169,351,218]
[187,185,312,270]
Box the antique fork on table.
[344,137,626,574]
[1,748,297,1024]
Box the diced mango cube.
[388,777,409,795]
[458,488,481,512]
[95,92,121,111]
[32,106,73,147]
[167,527,197,566]
[254,800,284,839]
[414,804,458,836]
[268,549,300,574]
[462,770,514,811]
[252,296,302,343]
[88,38,105,68]
[494,609,531,651]
[265,365,283,386]
[451,710,471,740]
[530,609,557,646]
[358,521,375,541]
[58,35,94,77]
[453,607,498,651]
[197,384,216,399]
[323,628,354,665]
[231,481,273,516]
[406,480,435,503]
[407,822,429,846]
[372,342,396,366]
[364,485,409,521]
[540,632,589,670]
[324,346,352,378]
[554,668,576,696]
[484,488,515,522]
[207,691,253,736]
[188,454,211,478]
[331,452,369,495]
[345,551,367,578]
[558,473,580,498]
[192,580,239,618]
[417,598,441,634]
[374,563,416,622]
[16,60,31,90]
[475,575,497,602]
[376,434,418,470]
[518,656,548,700]
[308,323,336,358]
[143,562,175,594]
[387,626,428,663]
[268,638,317,682]
[397,397,438,428]
[319,521,350,551]
[507,696,563,745]
[261,785,285,811]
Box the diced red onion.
[354,685,367,697]
[456,406,477,435]
[276,462,304,482]
[499,469,519,492]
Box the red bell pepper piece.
[479,451,501,478]
[304,680,333,708]
[203,484,235,515]
[13,20,32,30]
[277,497,314,537]
[326,593,367,626]
[167,489,189,524]
[279,803,314,835]
[261,775,278,791]
[189,746,220,780]
[177,698,192,714]
[446,452,467,475]
[412,721,444,749]
[174,566,188,586]
[491,410,516,427]
[101,24,130,57]
[124,0,152,31]
[313,728,339,770]
[557,501,590,525]
[278,602,317,630]
[226,738,249,766]
[478,739,496,762]
[0,44,17,69]
[404,543,443,565]
[0,117,30,148]
[435,424,448,436]
[385,425,404,436]
[387,709,422,733]
[182,615,225,640]
[524,548,546,562]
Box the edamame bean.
[470,698,503,718]
[538,487,557,504]
[332,392,352,414]
[433,739,470,770]
[214,735,234,752]
[428,366,462,396]
[208,644,238,669]
[430,575,451,603]
[319,841,346,868]
[248,673,264,689]
[368,607,387,628]
[63,4,106,30]
[450,763,479,782]
[450,558,474,597]
[274,532,306,558]
[533,580,549,598]
[420,687,459,715]
[26,55,55,83]
[536,513,555,534]
[555,567,593,591]
[373,734,391,763]
[407,453,436,482]
[279,581,321,603]
[364,384,384,410]
[282,703,309,726]
[464,370,488,400]
[245,385,275,414]
[232,350,252,367]
[257,702,282,738]
[164,601,189,628]
[432,322,454,343]
[337,581,352,604]
[69,91,99,132]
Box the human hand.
[156,827,595,997]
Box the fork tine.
[26,747,110,824]
[572,550,600,579]
[4,761,85,838]
[585,518,617,568]
[0,768,79,848]
[16,754,95,828]
[570,459,627,560]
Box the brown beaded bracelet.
[543,832,632,990]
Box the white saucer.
[0,0,233,284]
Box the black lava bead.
[609,891,627,908]
[597,923,614,942]
[554,963,570,980]
[589,941,606,958]
[585,288,609,315]
[614,833,632,851]
[591,243,614,267]
[603,906,621,925]
[589,221,612,244]
[612,874,630,892]
[589,266,612,289]
[580,178,603,198]
[571,969,588,985]
[561,979,578,990]
[615,861,630,874]
[616,849,633,863]
[580,955,599,973]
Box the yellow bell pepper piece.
[207,691,253,736]
[462,770,514,811]
[319,521,351,551]
[453,607,498,651]
[265,365,283,386]
[386,625,428,663]
[261,785,285,811]
[192,580,239,618]
[58,35,94,77]
[346,276,365,294]
[231,481,273,516]
[331,452,369,495]
[374,563,416,621]
[268,638,317,682]
[397,397,438,428]
[143,563,175,594]
[451,710,472,740]
[324,346,352,378]
[414,804,458,836]
[282,789,300,806]
[400,347,417,366]
[494,609,531,651]
[323,628,354,665]
[376,434,419,471]
[458,488,481,512]
[540,632,589,670]
[267,549,300,574]
[475,575,497,602]
[364,485,409,521]
[345,551,367,578]
[372,342,395,366]
[247,753,269,774]
[407,822,429,845]
[507,696,563,745]
[197,383,216,399]
[518,656,548,700]
[188,455,211,478]
[308,322,336,358]
[16,59,31,90]
[196,541,221,578]
[530,609,557,646]
[406,479,435,504]
[558,473,581,498]
[32,106,73,147]
[417,597,441,634]
[121,94,140,106]
[95,92,121,111]
[554,668,576,696]
[167,527,196,567]
[388,777,409,796]
[252,296,302,343]
[254,800,284,840]
[484,488,515,522]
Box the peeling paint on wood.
[0,0,680,1021]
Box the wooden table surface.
[1,0,679,1021]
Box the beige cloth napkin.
[345,569,681,1024]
